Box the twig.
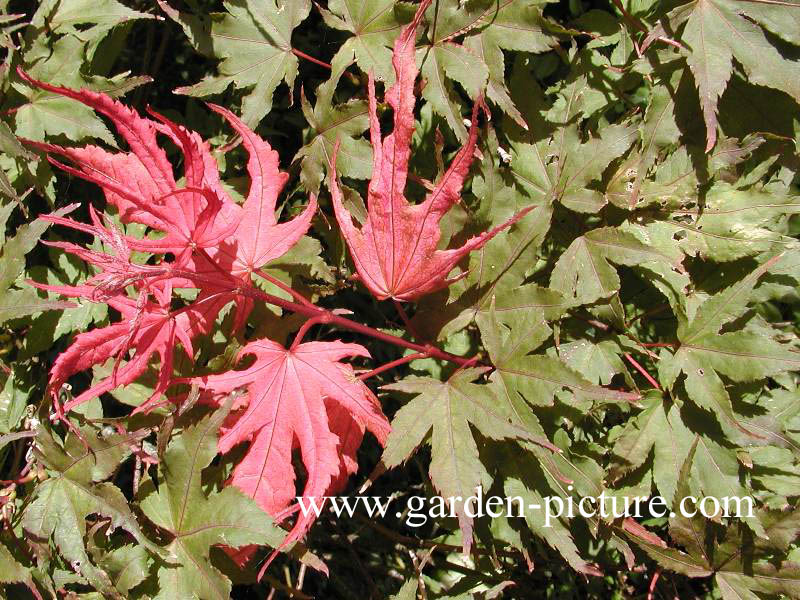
[570,313,611,331]
[174,268,476,367]
[255,267,318,310]
[291,314,332,350]
[196,248,319,312]
[357,353,426,380]
[261,574,313,600]
[291,48,331,69]
[623,353,660,390]
[394,299,424,341]
[647,567,662,600]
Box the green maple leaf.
[381,368,534,549]
[507,74,638,213]
[390,578,418,600]
[609,392,693,505]
[559,338,632,387]
[611,393,769,535]
[489,353,640,410]
[637,440,800,597]
[605,69,684,210]
[550,226,679,306]
[417,43,487,141]
[494,444,601,576]
[477,301,640,410]
[414,0,558,136]
[28,251,109,342]
[668,0,800,151]
[0,541,36,596]
[511,121,638,213]
[97,545,150,597]
[737,0,800,46]
[294,55,372,194]
[462,0,556,129]
[14,35,150,143]
[139,404,289,600]
[661,254,800,437]
[173,0,311,126]
[494,427,638,571]
[400,0,505,140]
[0,205,75,324]
[661,184,800,263]
[23,426,162,599]
[319,0,404,82]
[31,0,154,42]
[0,120,35,202]
[430,127,555,337]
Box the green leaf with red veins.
[173,0,311,126]
[319,0,405,82]
[294,55,372,195]
[667,0,800,151]
[462,0,556,129]
[381,368,538,553]
[550,227,679,307]
[139,402,290,600]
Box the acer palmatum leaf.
[17,69,316,293]
[36,205,171,300]
[45,295,223,415]
[28,203,230,415]
[328,0,533,302]
[205,104,318,277]
[16,69,239,266]
[188,104,318,328]
[18,68,323,418]
[325,399,368,493]
[191,339,390,564]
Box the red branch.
[291,48,331,70]
[254,267,318,311]
[175,269,475,367]
[623,353,660,390]
[357,352,427,380]
[291,314,332,350]
[393,299,424,341]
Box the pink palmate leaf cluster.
[22,0,531,570]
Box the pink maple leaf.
[17,69,316,307]
[187,105,318,328]
[17,70,238,266]
[46,295,223,415]
[328,0,532,302]
[191,339,390,563]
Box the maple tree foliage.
[14,69,323,412]
[14,68,379,554]
[1,1,799,599]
